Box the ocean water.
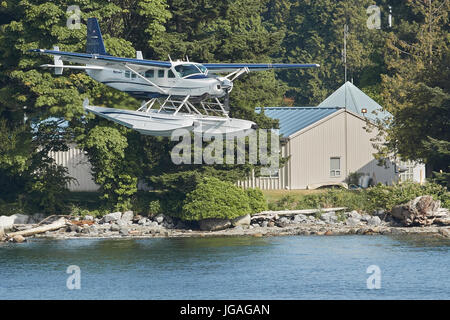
[0,235,449,299]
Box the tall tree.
[378,0,450,183]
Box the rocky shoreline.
[2,208,450,243]
[2,195,450,242]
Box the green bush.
[245,188,268,213]
[364,181,450,211]
[181,177,251,221]
[148,200,162,216]
[268,182,450,213]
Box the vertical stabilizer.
[86,18,107,55]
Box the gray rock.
[231,214,251,227]
[154,214,165,224]
[110,224,120,232]
[320,211,337,223]
[251,223,260,228]
[138,218,147,225]
[102,212,122,223]
[29,213,46,224]
[346,217,361,226]
[361,214,372,222]
[347,210,362,220]
[0,227,5,238]
[84,215,94,221]
[279,217,290,224]
[367,216,382,226]
[261,221,269,228]
[116,219,130,227]
[149,221,159,228]
[0,214,30,231]
[234,225,244,231]
[198,218,231,231]
[119,227,129,236]
[121,211,134,222]
[293,214,307,223]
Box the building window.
[158,69,165,78]
[330,157,341,177]
[399,160,414,182]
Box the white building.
[238,82,424,190]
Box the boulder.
[119,227,129,236]
[84,215,94,221]
[346,217,361,226]
[154,214,165,224]
[121,211,134,222]
[28,213,46,224]
[101,212,122,223]
[138,218,147,225]
[0,227,5,238]
[367,216,382,226]
[110,224,120,232]
[231,214,251,227]
[198,218,231,231]
[0,214,30,231]
[391,195,446,226]
[320,211,337,223]
[347,211,362,220]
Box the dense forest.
[0,0,448,214]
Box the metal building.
[238,82,401,190]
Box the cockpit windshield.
[174,64,207,77]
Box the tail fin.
[86,18,107,55]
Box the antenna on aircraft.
[168,55,172,62]
[186,56,189,62]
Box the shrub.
[245,188,268,213]
[364,181,449,211]
[181,177,251,221]
[148,200,161,216]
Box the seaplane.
[29,18,320,137]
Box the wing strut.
[124,65,168,95]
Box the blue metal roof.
[255,107,341,137]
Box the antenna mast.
[343,24,348,84]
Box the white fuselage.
[86,61,228,99]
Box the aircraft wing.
[203,63,320,73]
[28,49,171,71]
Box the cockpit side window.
[174,64,203,77]
[196,64,208,74]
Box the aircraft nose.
[220,78,233,90]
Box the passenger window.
[168,70,176,78]
[131,73,136,79]
[158,70,165,78]
[145,70,154,78]
[125,71,130,78]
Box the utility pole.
[343,24,348,84]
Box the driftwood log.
[391,196,450,226]
[251,207,347,221]
[5,218,68,239]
